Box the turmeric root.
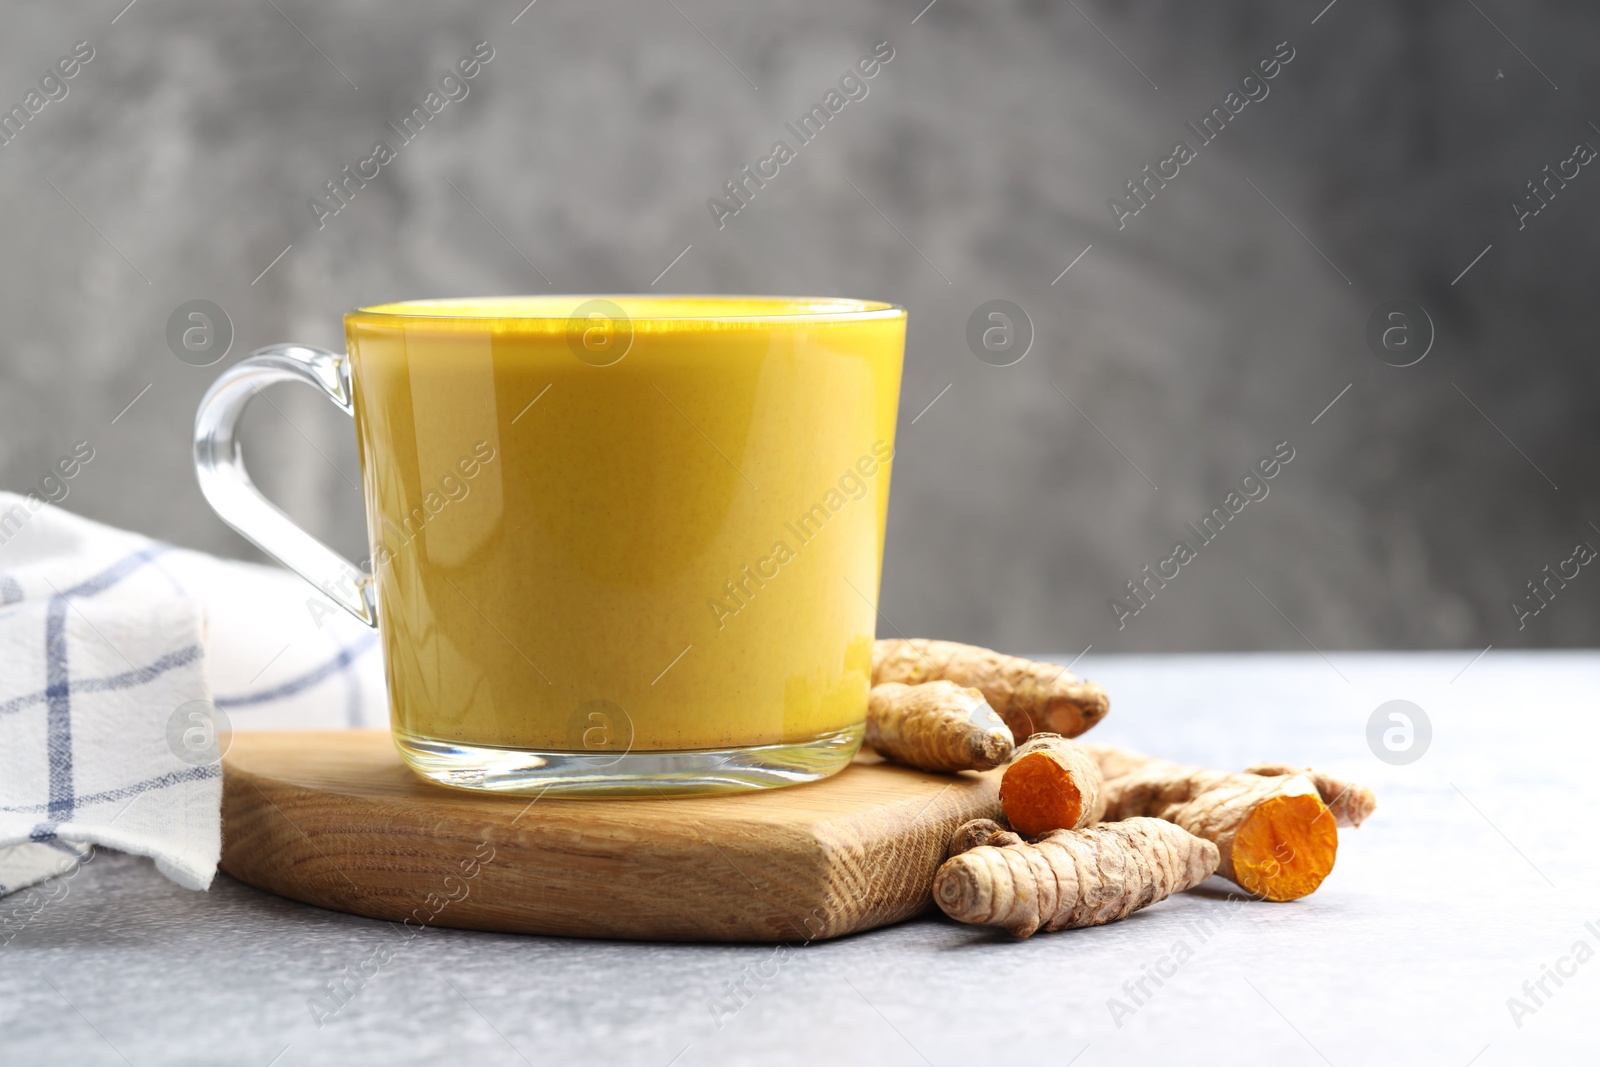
[1245,763,1377,827]
[999,733,1105,837]
[865,681,1014,773]
[945,818,1022,858]
[872,639,1109,742]
[933,817,1218,938]
[1086,744,1344,902]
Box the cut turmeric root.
[865,681,1014,773]
[933,817,1218,938]
[999,733,1105,837]
[1245,763,1377,827]
[872,639,1109,742]
[1085,744,1350,902]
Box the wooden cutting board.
[220,731,1002,942]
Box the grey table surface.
[3,651,1597,1067]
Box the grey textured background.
[2,0,1596,653]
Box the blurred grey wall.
[2,0,1596,653]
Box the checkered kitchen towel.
[0,491,386,900]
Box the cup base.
[394,725,865,797]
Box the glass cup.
[194,296,906,795]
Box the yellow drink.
[344,296,905,785]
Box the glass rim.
[348,294,907,323]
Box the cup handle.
[193,343,378,628]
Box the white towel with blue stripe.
[0,492,386,903]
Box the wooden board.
[220,730,1002,942]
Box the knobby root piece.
[999,733,1106,837]
[872,639,1109,742]
[945,818,1022,859]
[1085,744,1339,902]
[865,681,1015,773]
[1245,763,1377,827]
[934,817,1218,938]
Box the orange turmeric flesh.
[1246,763,1376,827]
[1086,743,1359,902]
[1230,792,1339,901]
[1003,756,1085,838]
[999,734,1105,838]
